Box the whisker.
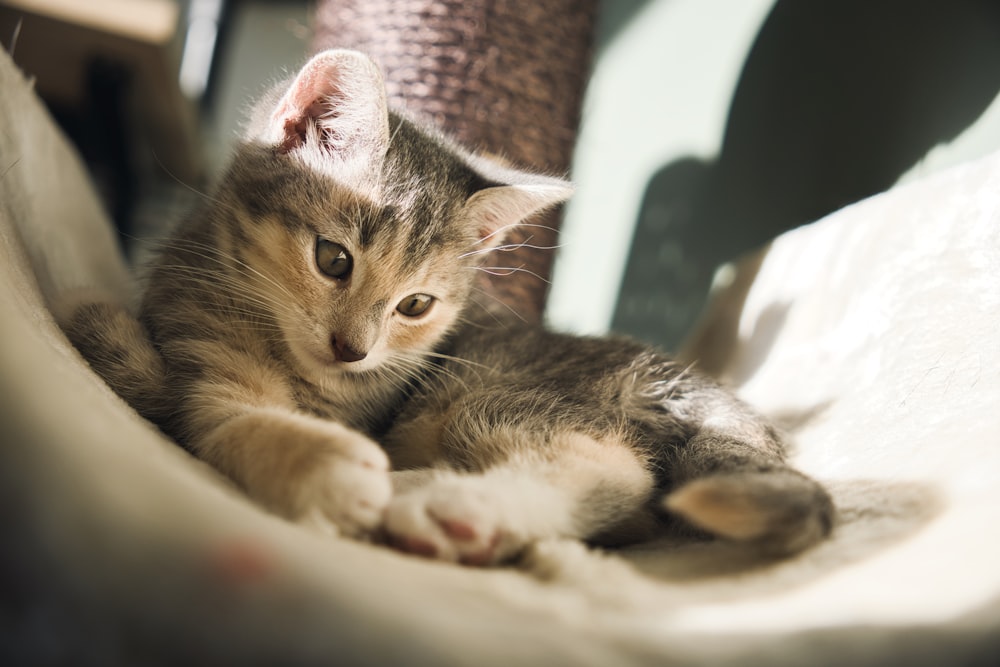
[149,266,289,313]
[423,350,492,374]
[147,151,233,215]
[466,286,529,325]
[147,239,300,305]
[393,355,470,394]
[472,222,561,248]
[472,265,551,284]
[459,239,562,260]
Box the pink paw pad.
[438,518,478,541]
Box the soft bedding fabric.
[2,50,999,665]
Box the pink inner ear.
[279,115,309,153]
[278,100,335,153]
[274,59,345,153]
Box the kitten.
[59,48,833,561]
[381,321,833,565]
[59,49,572,537]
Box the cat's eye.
[397,293,434,317]
[315,239,353,279]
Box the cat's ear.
[267,49,390,171]
[464,180,574,249]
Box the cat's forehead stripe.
[357,204,395,249]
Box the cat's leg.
[198,406,392,538]
[178,344,392,539]
[382,430,655,565]
[662,392,835,554]
[57,295,391,538]
[54,292,170,425]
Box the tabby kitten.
[59,49,572,537]
[60,49,833,562]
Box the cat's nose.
[331,335,368,363]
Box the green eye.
[397,293,434,317]
[316,239,352,279]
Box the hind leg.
[663,411,834,554]
[53,291,169,423]
[382,430,655,566]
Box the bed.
[2,30,999,666]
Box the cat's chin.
[292,349,392,384]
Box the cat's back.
[448,321,681,387]
[411,321,702,442]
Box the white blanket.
[2,49,998,664]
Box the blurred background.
[2,0,999,351]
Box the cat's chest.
[290,374,402,435]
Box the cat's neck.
[288,362,413,435]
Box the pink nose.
[331,335,367,363]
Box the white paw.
[304,432,392,539]
[382,473,527,566]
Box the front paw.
[301,431,392,539]
[382,473,524,566]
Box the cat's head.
[216,49,571,384]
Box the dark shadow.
[594,0,657,54]
[614,0,1000,351]
[612,157,716,350]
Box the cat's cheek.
[388,305,461,353]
